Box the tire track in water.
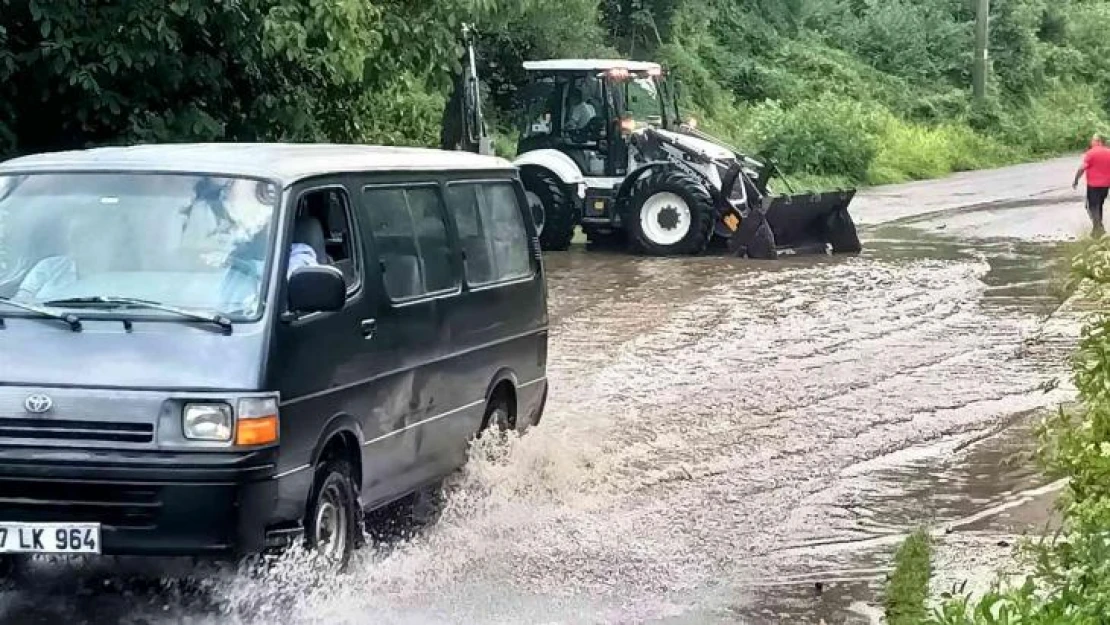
[446,251,1077,615]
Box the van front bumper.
[0,447,280,557]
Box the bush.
[823,0,971,86]
[743,97,886,182]
[869,118,1013,185]
[994,83,1110,156]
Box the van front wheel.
[305,459,359,572]
[478,392,515,436]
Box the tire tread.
[624,167,715,256]
[522,167,578,251]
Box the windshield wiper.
[41,296,233,334]
[0,297,82,331]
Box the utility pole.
[973,0,989,100]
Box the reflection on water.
[0,215,1082,624]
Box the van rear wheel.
[305,459,359,572]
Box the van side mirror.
[288,265,346,315]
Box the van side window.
[445,182,533,286]
[296,187,360,294]
[363,185,457,301]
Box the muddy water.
[0,202,1085,624]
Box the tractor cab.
[514,60,680,179]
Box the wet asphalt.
[0,156,1094,624]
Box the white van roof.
[0,143,515,186]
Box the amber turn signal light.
[236,415,278,446]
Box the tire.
[478,391,515,437]
[826,210,862,254]
[625,168,715,256]
[521,167,578,251]
[304,459,360,572]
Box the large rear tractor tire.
[826,210,862,254]
[625,168,715,256]
[522,167,578,251]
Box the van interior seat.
[380,253,423,300]
[293,215,330,265]
[333,258,356,286]
[459,235,492,278]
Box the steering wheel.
[569,116,606,144]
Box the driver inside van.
[13,213,105,303]
[16,211,323,309]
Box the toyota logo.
[24,394,53,414]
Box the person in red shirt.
[1073,134,1110,237]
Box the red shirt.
[1084,146,1110,187]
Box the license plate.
[0,522,101,554]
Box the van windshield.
[0,173,278,320]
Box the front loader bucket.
[762,189,861,255]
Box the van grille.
[0,478,162,529]
[0,418,154,444]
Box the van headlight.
[183,403,234,441]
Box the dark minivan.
[0,143,548,568]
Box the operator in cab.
[564,88,596,132]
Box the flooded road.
[0,159,1093,624]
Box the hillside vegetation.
[0,0,1107,187]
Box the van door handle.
[360,318,377,339]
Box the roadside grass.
[885,529,933,625]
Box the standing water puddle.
[0,205,1086,624]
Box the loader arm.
[440,23,494,156]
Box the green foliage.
[885,529,934,625]
[994,84,1109,156]
[653,0,1110,188]
[869,120,1013,185]
[2,0,1110,189]
[743,98,885,181]
[824,0,971,86]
